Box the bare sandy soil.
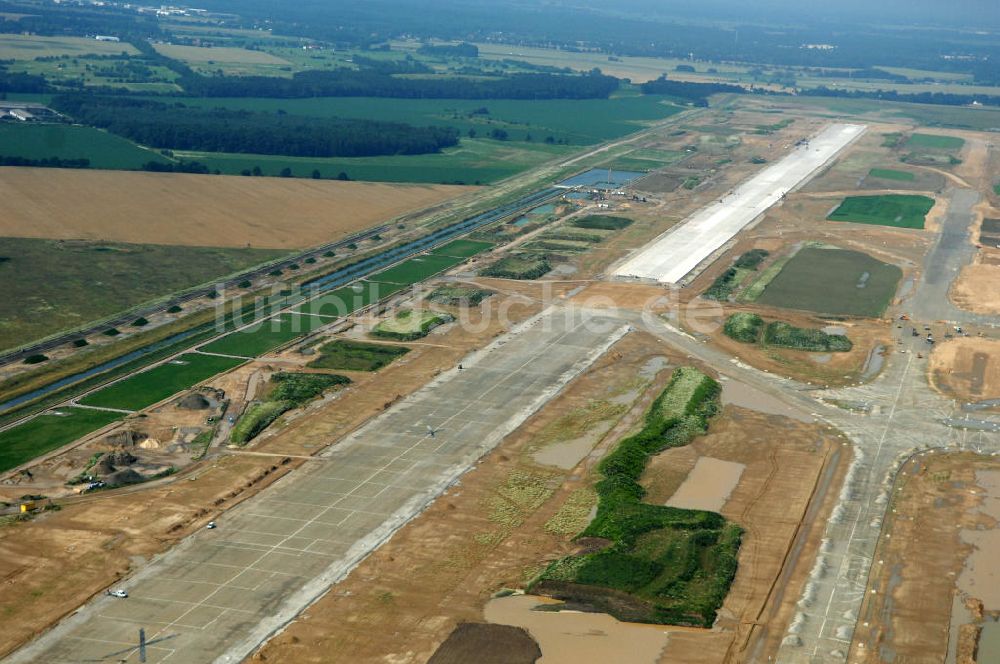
[640,407,848,662]
[849,452,1000,664]
[952,263,1000,315]
[930,337,1000,402]
[0,168,474,249]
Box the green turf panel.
[0,408,121,473]
[200,313,329,358]
[907,133,965,150]
[294,281,409,317]
[827,194,934,229]
[368,254,466,285]
[755,247,902,318]
[80,353,246,411]
[427,239,494,258]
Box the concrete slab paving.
[8,306,627,664]
[615,123,866,284]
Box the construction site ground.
[2,98,1000,664]
[849,452,1000,664]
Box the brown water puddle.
[958,470,1000,609]
[720,379,811,422]
[484,595,676,664]
[666,456,746,513]
[531,430,606,470]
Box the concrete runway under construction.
[614,122,866,284]
[7,307,627,664]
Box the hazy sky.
[572,0,1000,28]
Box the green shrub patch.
[481,254,551,280]
[723,313,764,343]
[426,284,495,306]
[724,315,853,352]
[230,372,349,444]
[307,339,409,372]
[702,250,769,301]
[530,367,741,627]
[763,321,853,352]
[371,309,453,341]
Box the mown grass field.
[827,194,934,229]
[0,407,121,473]
[79,353,245,411]
[428,239,494,258]
[369,254,467,285]
[199,313,330,357]
[868,168,915,181]
[906,133,965,150]
[0,124,168,169]
[294,281,409,317]
[0,238,287,352]
[755,247,902,317]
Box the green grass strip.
[0,407,121,474]
[427,239,494,258]
[80,353,245,411]
[868,168,915,182]
[827,194,934,229]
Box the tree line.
[639,76,746,106]
[176,68,621,100]
[50,95,460,158]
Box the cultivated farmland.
[755,246,902,317]
[0,238,286,352]
[79,353,245,411]
[0,34,138,59]
[827,194,935,229]
[0,168,473,249]
[0,124,167,170]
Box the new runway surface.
[8,307,627,664]
[615,123,866,284]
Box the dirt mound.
[107,451,137,467]
[427,623,540,664]
[104,430,147,448]
[103,469,144,486]
[177,393,210,410]
[94,456,116,475]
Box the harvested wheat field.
[0,168,475,249]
